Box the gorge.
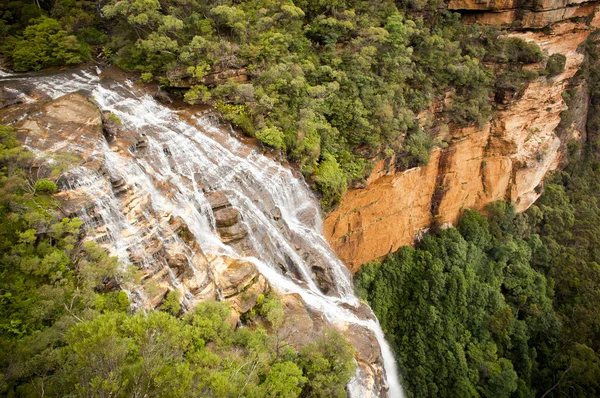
[2,0,600,396]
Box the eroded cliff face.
[451,0,599,28]
[325,10,600,271]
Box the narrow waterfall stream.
[1,67,403,398]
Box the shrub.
[502,37,544,64]
[34,178,58,194]
[184,84,211,104]
[545,53,567,77]
[256,125,285,150]
[314,154,347,210]
[107,113,121,125]
[5,17,90,71]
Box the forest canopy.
[355,31,600,398]
[356,141,600,398]
[0,0,547,208]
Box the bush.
[545,53,567,77]
[256,125,285,150]
[5,17,90,71]
[501,37,544,64]
[34,178,58,194]
[313,154,347,210]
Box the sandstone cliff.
[325,9,600,271]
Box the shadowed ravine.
[0,67,403,397]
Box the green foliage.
[1,0,542,207]
[299,330,357,398]
[106,112,122,125]
[488,37,544,64]
[356,205,559,397]
[34,178,58,194]
[161,290,181,316]
[184,84,211,104]
[256,125,286,150]
[97,0,535,208]
[544,53,567,77]
[4,17,90,71]
[313,154,347,210]
[357,68,600,396]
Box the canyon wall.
[325,7,600,271]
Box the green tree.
[5,17,89,71]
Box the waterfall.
[1,67,403,398]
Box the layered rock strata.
[450,0,599,28]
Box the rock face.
[324,15,599,271]
[10,93,103,160]
[450,0,599,28]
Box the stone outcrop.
[450,0,599,28]
[9,93,103,161]
[325,15,599,271]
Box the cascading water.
[0,67,403,398]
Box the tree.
[6,17,89,71]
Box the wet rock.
[206,191,231,210]
[340,302,378,322]
[311,264,336,295]
[110,175,129,195]
[10,93,103,163]
[134,135,148,150]
[0,86,23,110]
[346,324,381,366]
[141,267,171,308]
[169,216,197,247]
[229,274,269,315]
[270,207,282,221]
[55,191,94,218]
[214,207,240,228]
[98,277,120,293]
[277,293,324,348]
[165,247,189,277]
[297,206,318,227]
[218,223,247,243]
[182,268,212,297]
[215,257,258,298]
[153,88,173,104]
[101,111,119,142]
[345,324,387,397]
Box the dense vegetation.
[0,124,356,397]
[0,0,550,208]
[355,39,600,395]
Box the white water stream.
[1,68,403,398]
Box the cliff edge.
[325,7,600,271]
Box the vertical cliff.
[325,6,600,271]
